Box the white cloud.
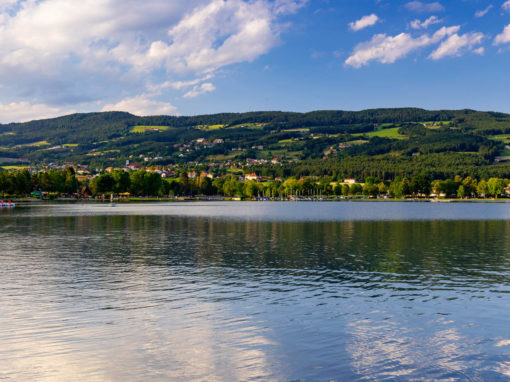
[429,32,484,60]
[503,0,510,12]
[410,15,441,29]
[0,0,306,118]
[183,83,216,98]
[273,0,308,15]
[475,5,493,17]
[473,47,485,55]
[349,14,379,32]
[494,24,510,45]
[102,95,178,116]
[345,25,459,68]
[148,74,215,92]
[405,1,444,12]
[0,101,67,123]
[0,0,16,11]
[136,0,290,75]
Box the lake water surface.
[1,202,510,381]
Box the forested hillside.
[2,108,510,180]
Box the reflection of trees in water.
[11,215,510,289]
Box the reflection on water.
[1,203,510,381]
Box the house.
[343,179,356,184]
[128,163,142,171]
[245,173,259,181]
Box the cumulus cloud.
[410,15,441,29]
[345,25,459,68]
[503,1,510,12]
[102,95,178,116]
[429,32,484,60]
[137,0,283,74]
[475,5,493,17]
[349,14,379,32]
[183,83,216,98]
[405,1,444,12]
[494,24,510,45]
[0,0,16,11]
[473,47,485,55]
[0,101,67,123]
[0,0,306,118]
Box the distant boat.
[0,200,15,207]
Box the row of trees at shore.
[0,168,509,199]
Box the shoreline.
[8,197,510,204]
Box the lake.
[1,201,510,381]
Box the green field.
[63,143,79,147]
[278,138,300,145]
[1,165,30,170]
[86,149,120,157]
[15,140,50,148]
[353,127,407,140]
[490,134,510,144]
[206,152,243,161]
[195,124,225,131]
[422,121,452,129]
[130,126,170,133]
[285,128,309,133]
[227,123,266,130]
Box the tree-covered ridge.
[2,108,510,180]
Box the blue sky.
[0,0,509,122]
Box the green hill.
[2,108,510,179]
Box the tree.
[411,173,431,196]
[392,178,410,198]
[199,177,214,195]
[64,168,79,194]
[129,170,146,195]
[143,172,162,195]
[245,181,259,199]
[487,178,506,198]
[90,174,115,195]
[477,179,488,198]
[283,177,298,196]
[378,182,387,196]
[363,183,378,197]
[350,183,363,195]
[222,177,238,196]
[457,185,465,199]
[112,169,130,193]
[179,172,190,195]
[439,179,458,197]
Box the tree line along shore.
[1,167,510,201]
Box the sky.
[0,0,509,123]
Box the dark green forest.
[2,108,510,180]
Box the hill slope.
[2,108,510,179]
